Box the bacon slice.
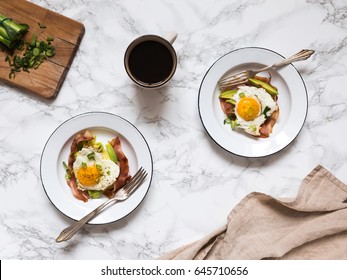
[103,137,132,198]
[67,174,89,202]
[219,98,234,117]
[66,130,94,202]
[259,109,280,138]
[69,130,93,157]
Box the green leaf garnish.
[87,152,95,160]
[263,106,271,118]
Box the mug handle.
[165,32,178,44]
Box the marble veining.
[1,0,347,259]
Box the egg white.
[73,147,120,191]
[232,86,277,135]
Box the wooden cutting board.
[0,0,85,98]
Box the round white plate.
[40,112,153,224]
[198,47,308,158]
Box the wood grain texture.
[0,0,85,98]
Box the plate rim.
[40,111,153,225]
[198,46,308,158]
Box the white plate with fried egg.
[40,112,153,224]
[198,47,308,158]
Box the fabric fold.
[160,165,347,260]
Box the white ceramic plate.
[198,47,308,158]
[40,112,153,224]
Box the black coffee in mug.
[124,34,177,88]
[128,40,174,84]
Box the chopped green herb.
[33,47,40,56]
[231,120,238,130]
[30,33,37,46]
[224,118,232,125]
[224,117,238,130]
[63,161,68,170]
[87,152,95,160]
[263,106,271,118]
[82,162,87,168]
[5,32,56,79]
[93,142,104,152]
[62,161,71,180]
[76,141,85,151]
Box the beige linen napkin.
[160,165,347,259]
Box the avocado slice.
[101,148,110,160]
[219,89,238,99]
[248,78,278,95]
[226,99,236,105]
[88,190,103,199]
[105,142,118,163]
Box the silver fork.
[56,167,147,242]
[218,49,315,89]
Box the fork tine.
[120,167,144,192]
[218,75,247,86]
[123,167,146,193]
[218,70,248,82]
[125,171,147,196]
[218,76,247,86]
[219,79,247,87]
[219,77,248,90]
[219,73,245,83]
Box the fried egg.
[232,86,277,136]
[73,147,120,191]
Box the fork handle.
[56,198,118,242]
[258,49,315,72]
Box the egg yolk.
[76,165,100,186]
[236,97,261,121]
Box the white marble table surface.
[1,0,347,259]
